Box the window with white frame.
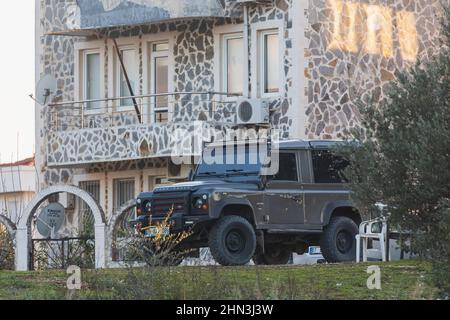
[222,33,244,96]
[113,178,135,211]
[116,48,138,108]
[259,29,280,96]
[78,180,100,234]
[83,50,101,110]
[150,42,169,123]
[112,177,137,262]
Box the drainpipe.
[243,4,250,98]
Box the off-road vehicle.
[136,140,362,266]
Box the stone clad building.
[22,0,444,269]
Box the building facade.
[0,157,35,271]
[0,157,36,225]
[31,0,444,268]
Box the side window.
[274,153,298,182]
[117,48,138,109]
[222,33,244,96]
[83,51,101,110]
[312,150,349,184]
[150,42,170,123]
[259,29,280,96]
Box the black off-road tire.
[320,216,359,263]
[208,216,256,266]
[253,246,292,265]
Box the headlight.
[192,195,209,210]
[145,201,152,212]
[193,198,204,209]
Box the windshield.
[195,145,266,178]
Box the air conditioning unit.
[236,98,270,125]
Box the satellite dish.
[35,74,57,105]
[37,203,65,238]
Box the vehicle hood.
[149,179,260,194]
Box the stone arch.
[16,185,106,271]
[106,199,136,264]
[0,215,16,241]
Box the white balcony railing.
[48,92,239,132]
[46,92,240,166]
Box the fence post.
[94,223,106,269]
[81,103,85,129]
[15,227,29,271]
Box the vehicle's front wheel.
[320,216,358,263]
[208,216,256,266]
[253,246,292,265]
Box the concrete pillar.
[15,227,29,271]
[95,223,106,269]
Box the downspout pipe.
[243,4,250,99]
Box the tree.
[0,225,14,270]
[340,7,450,296]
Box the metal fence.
[48,92,239,131]
[31,237,95,270]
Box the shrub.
[0,225,14,270]
[339,6,450,297]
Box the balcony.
[66,0,227,30]
[46,92,238,167]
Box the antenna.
[10,154,19,224]
[33,74,57,106]
[0,155,8,219]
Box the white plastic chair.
[356,217,389,262]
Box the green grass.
[0,260,439,300]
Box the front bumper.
[134,214,213,233]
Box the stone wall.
[46,121,232,166]
[76,0,226,29]
[304,0,443,139]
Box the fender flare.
[211,197,255,220]
[322,200,360,226]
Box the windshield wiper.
[197,171,229,178]
[225,170,260,176]
[197,171,219,176]
[198,170,260,178]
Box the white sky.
[0,2,35,163]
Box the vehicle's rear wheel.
[208,216,256,266]
[320,216,358,263]
[253,246,292,265]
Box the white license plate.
[308,246,322,255]
[144,226,170,238]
